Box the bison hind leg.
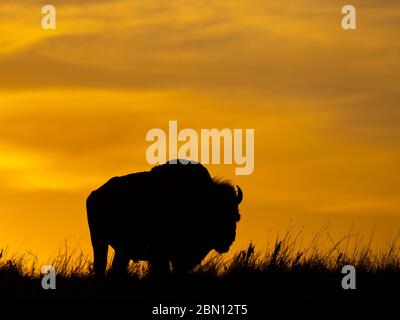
[110,248,130,278]
[92,241,108,281]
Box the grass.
[1,225,399,301]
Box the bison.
[86,160,243,278]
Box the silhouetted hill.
[1,238,399,303]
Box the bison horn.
[236,185,243,204]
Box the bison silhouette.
[86,160,243,278]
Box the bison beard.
[86,160,243,279]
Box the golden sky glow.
[0,0,399,260]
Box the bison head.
[208,181,243,253]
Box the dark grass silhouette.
[1,226,399,301]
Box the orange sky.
[0,0,399,261]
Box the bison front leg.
[172,248,209,277]
[148,256,170,278]
[171,258,195,277]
